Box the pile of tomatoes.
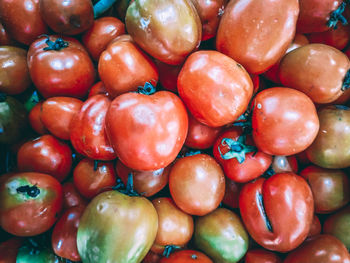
[1,0,350,262]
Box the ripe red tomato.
[70,95,117,160]
[0,172,63,236]
[252,87,319,156]
[216,0,299,74]
[154,60,182,93]
[169,154,225,216]
[106,90,188,171]
[160,250,213,263]
[17,135,72,182]
[308,214,321,238]
[88,81,109,98]
[239,173,314,252]
[178,50,253,127]
[98,35,159,98]
[27,35,95,98]
[29,102,48,135]
[62,182,88,211]
[244,249,282,263]
[222,177,242,209]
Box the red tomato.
[0,237,23,262]
[244,249,282,263]
[52,206,85,261]
[82,17,125,61]
[222,177,242,209]
[154,60,182,93]
[27,35,95,99]
[98,35,158,98]
[17,135,72,182]
[178,50,253,127]
[29,102,48,135]
[70,95,117,160]
[169,154,225,216]
[106,90,188,171]
[88,81,109,98]
[159,250,213,263]
[0,0,48,45]
[62,182,88,211]
[0,22,16,46]
[0,172,63,236]
[252,87,319,156]
[73,158,117,199]
[41,97,83,140]
[213,127,272,183]
[216,0,299,74]
[239,173,314,252]
[308,215,321,238]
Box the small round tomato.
[62,182,87,211]
[252,87,319,156]
[41,96,83,140]
[82,17,125,61]
[178,50,253,127]
[169,154,225,216]
[308,214,321,238]
[29,102,48,135]
[244,249,282,263]
[88,81,109,98]
[17,135,72,182]
[160,250,213,263]
[0,172,63,236]
[28,35,95,99]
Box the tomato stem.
[41,35,69,51]
[327,2,348,29]
[342,69,350,91]
[93,0,117,18]
[137,82,156,95]
[256,192,273,232]
[113,173,139,196]
[218,135,257,163]
[16,185,40,198]
[163,245,181,258]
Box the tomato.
[125,0,201,65]
[0,46,31,95]
[222,177,242,209]
[154,60,182,93]
[62,181,87,211]
[0,172,62,236]
[29,102,48,135]
[194,208,248,263]
[77,190,158,263]
[252,87,319,156]
[16,245,65,263]
[143,250,161,263]
[88,81,109,98]
[323,206,350,250]
[106,90,188,171]
[40,0,93,35]
[239,173,314,252]
[244,249,282,263]
[213,127,272,183]
[284,234,350,263]
[0,95,28,144]
[73,158,117,199]
[116,160,169,197]
[17,135,72,182]
[169,154,225,216]
[306,105,350,168]
[160,250,213,263]
[52,206,85,261]
[0,237,23,262]
[41,96,83,140]
[308,214,321,238]
[70,95,116,160]
[185,112,222,149]
[296,0,344,33]
[82,17,125,61]
[216,0,299,74]
[27,35,95,99]
[0,22,16,45]
[300,165,349,213]
[151,198,193,254]
[279,44,350,104]
[0,0,48,45]
[178,50,253,127]
[271,156,298,174]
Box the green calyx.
[93,0,118,18]
[342,69,350,91]
[162,245,181,258]
[327,2,348,29]
[113,173,139,196]
[16,184,40,198]
[41,35,69,51]
[137,82,156,95]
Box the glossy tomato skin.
[178,50,253,127]
[70,95,116,160]
[17,135,72,182]
[213,127,272,183]
[40,0,93,35]
[29,102,48,135]
[151,198,193,253]
[27,35,95,99]
[106,90,188,171]
[284,234,350,263]
[0,22,16,45]
[239,173,314,252]
[300,166,349,213]
[41,97,82,140]
[194,208,249,263]
[82,17,125,61]
[99,35,158,98]
[77,191,158,263]
[125,0,201,65]
[52,206,85,261]
[62,182,88,211]
[73,158,117,199]
[0,46,31,95]
[0,172,63,236]
[271,156,298,174]
[216,0,299,74]
[244,249,282,263]
[116,160,170,197]
[308,214,321,237]
[279,44,350,104]
[169,154,225,216]
[0,237,23,262]
[252,87,319,156]
[88,81,109,98]
[160,250,213,263]
[306,106,350,168]
[0,0,48,45]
